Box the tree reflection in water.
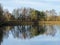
[0,27,3,45]
[11,25,32,39]
[0,25,57,45]
[10,25,46,39]
[44,25,56,36]
[0,26,13,45]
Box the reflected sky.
[0,25,60,45]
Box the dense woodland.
[0,4,46,23]
[0,4,59,25]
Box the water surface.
[0,25,60,45]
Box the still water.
[0,25,60,45]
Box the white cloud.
[13,0,44,6]
[43,0,60,1]
[0,0,60,13]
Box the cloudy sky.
[0,0,60,13]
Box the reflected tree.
[0,27,4,45]
[45,25,56,36]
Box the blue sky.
[0,0,60,13]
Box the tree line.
[0,4,46,23]
[0,3,59,24]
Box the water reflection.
[0,25,59,45]
[0,26,13,45]
[0,27,4,45]
[10,25,45,39]
[45,25,56,36]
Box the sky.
[0,0,60,13]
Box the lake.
[0,25,60,45]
